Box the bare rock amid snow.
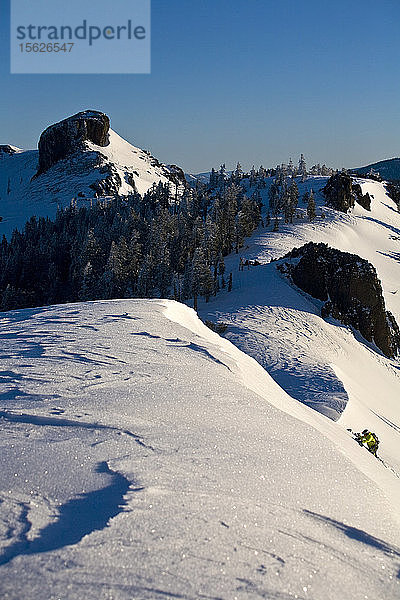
[352,183,372,211]
[166,164,187,186]
[323,172,355,213]
[385,181,400,211]
[323,172,372,212]
[37,110,110,175]
[280,242,400,358]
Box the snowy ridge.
[86,129,178,196]
[200,176,400,490]
[0,173,400,598]
[0,299,399,600]
[165,301,400,505]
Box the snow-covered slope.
[0,299,399,600]
[200,177,400,476]
[0,122,184,237]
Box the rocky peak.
[37,110,110,175]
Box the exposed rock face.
[279,242,400,358]
[37,110,110,175]
[323,172,355,212]
[89,165,122,197]
[352,183,371,211]
[167,164,187,186]
[323,172,372,212]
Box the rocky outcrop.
[352,183,371,211]
[279,242,400,358]
[166,164,187,186]
[323,172,355,212]
[37,110,110,175]
[323,172,372,212]
[89,165,122,197]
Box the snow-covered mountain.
[0,171,400,599]
[0,111,185,237]
[185,171,211,186]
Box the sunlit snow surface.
[200,178,400,468]
[0,299,399,600]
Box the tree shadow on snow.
[304,509,400,577]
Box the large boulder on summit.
[37,110,110,175]
[279,242,400,358]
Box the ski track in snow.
[0,299,398,599]
[200,177,400,470]
[0,178,399,598]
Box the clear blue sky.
[1,0,400,172]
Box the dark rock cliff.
[352,183,371,211]
[323,173,355,212]
[323,172,372,212]
[279,242,400,358]
[37,110,110,175]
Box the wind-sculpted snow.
[0,299,399,599]
[200,177,400,465]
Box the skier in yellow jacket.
[356,430,379,456]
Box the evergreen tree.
[191,247,214,310]
[298,154,307,179]
[288,180,299,223]
[268,182,280,217]
[307,190,316,222]
[249,166,256,187]
[233,162,243,183]
[209,168,217,188]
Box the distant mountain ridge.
[352,157,400,181]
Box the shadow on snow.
[0,462,131,567]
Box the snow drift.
[0,299,399,600]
